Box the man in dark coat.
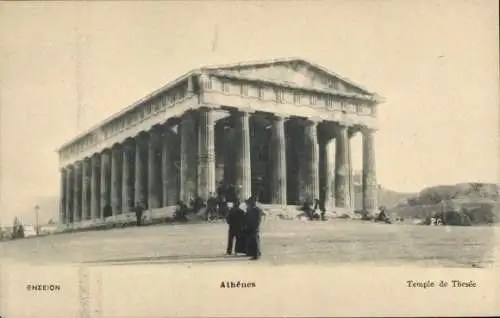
[206,192,218,220]
[245,196,262,260]
[217,182,226,202]
[300,200,314,220]
[226,200,246,255]
[174,200,189,222]
[103,204,113,219]
[225,184,237,205]
[134,202,146,227]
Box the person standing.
[226,200,246,255]
[134,202,146,227]
[245,196,262,260]
[206,192,218,220]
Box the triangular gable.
[202,58,375,97]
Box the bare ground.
[1,219,497,268]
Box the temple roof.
[200,57,378,97]
[57,57,381,152]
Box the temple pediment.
[202,58,375,97]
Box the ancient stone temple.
[57,58,382,226]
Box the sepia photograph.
[0,0,499,317]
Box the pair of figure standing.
[226,196,262,260]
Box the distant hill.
[386,182,500,224]
[353,185,415,211]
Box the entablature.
[199,73,379,122]
[59,77,195,164]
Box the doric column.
[134,136,146,207]
[362,128,378,216]
[303,120,320,202]
[65,166,73,224]
[269,115,287,205]
[161,128,179,206]
[90,155,101,220]
[347,131,355,209]
[233,111,252,201]
[121,142,134,213]
[180,111,197,203]
[319,136,335,210]
[100,150,111,218]
[110,146,122,216]
[73,162,82,222]
[148,130,161,209]
[197,107,216,201]
[59,168,67,224]
[81,159,91,220]
[335,125,350,208]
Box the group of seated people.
[299,198,327,221]
[173,183,240,222]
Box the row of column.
[59,126,180,224]
[175,109,378,212]
[59,108,378,224]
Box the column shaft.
[335,125,350,208]
[161,129,179,206]
[148,131,161,209]
[90,155,101,219]
[121,143,134,213]
[100,151,111,218]
[180,112,197,203]
[197,108,216,200]
[111,146,122,216]
[347,133,355,209]
[65,167,73,223]
[73,163,82,222]
[303,120,320,202]
[59,169,66,224]
[362,129,378,215]
[269,116,287,205]
[234,112,252,201]
[81,159,91,220]
[319,138,335,210]
[134,138,146,207]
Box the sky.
[1,0,498,225]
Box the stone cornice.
[201,57,381,99]
[56,69,200,153]
[206,70,379,103]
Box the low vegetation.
[386,183,500,225]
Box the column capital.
[122,139,135,151]
[198,105,216,112]
[148,127,162,141]
[135,132,150,143]
[308,116,324,123]
[348,129,358,139]
[334,123,349,133]
[111,144,123,153]
[361,126,377,135]
[270,114,287,122]
[304,118,319,127]
[232,107,255,115]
